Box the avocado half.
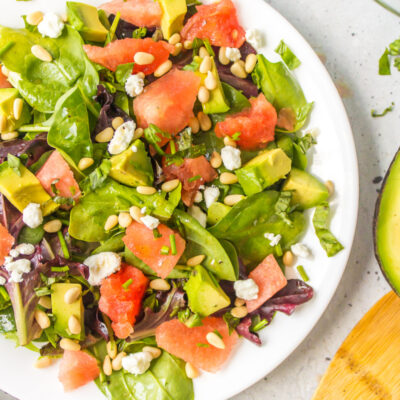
[374,147,400,295]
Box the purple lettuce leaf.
[236,316,262,345]
[40,333,100,357]
[0,195,24,238]
[85,308,110,342]
[108,14,156,40]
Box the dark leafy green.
[18,225,45,245]
[275,40,301,70]
[80,159,112,194]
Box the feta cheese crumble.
[204,186,220,208]
[245,29,263,50]
[264,233,282,247]
[188,205,207,228]
[38,13,65,38]
[0,277,5,286]
[140,215,160,230]
[234,279,259,301]
[4,259,31,283]
[9,249,19,258]
[125,74,145,97]
[108,121,136,155]
[22,203,43,229]
[291,243,311,258]
[221,146,241,170]
[15,243,35,256]
[122,352,153,375]
[225,47,241,62]
[84,252,121,286]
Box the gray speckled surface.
[1,1,400,399]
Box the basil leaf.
[7,154,21,176]
[275,40,301,70]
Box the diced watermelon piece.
[58,350,100,392]
[156,317,239,373]
[123,222,185,278]
[36,150,81,201]
[99,0,162,27]
[0,223,14,265]
[246,254,288,313]
[0,70,12,88]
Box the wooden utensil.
[312,291,400,400]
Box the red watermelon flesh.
[0,223,14,265]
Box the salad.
[0,0,344,398]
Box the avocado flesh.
[0,88,30,133]
[67,1,108,42]
[282,167,329,209]
[158,0,187,39]
[51,283,85,340]
[236,148,292,196]
[207,202,231,226]
[109,139,154,187]
[184,265,230,316]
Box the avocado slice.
[0,162,58,215]
[109,139,154,187]
[51,283,85,340]
[236,148,292,196]
[158,0,187,39]
[282,168,329,209]
[184,265,231,316]
[207,202,231,226]
[0,88,30,133]
[66,1,108,42]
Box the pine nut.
[104,214,118,231]
[111,117,124,130]
[199,46,209,58]
[282,250,294,267]
[95,127,114,143]
[150,279,171,291]
[38,296,52,309]
[31,45,52,62]
[1,65,9,77]
[143,346,162,359]
[34,309,50,330]
[137,186,156,195]
[234,298,245,307]
[26,11,44,26]
[325,180,335,197]
[183,40,193,50]
[107,341,117,359]
[223,136,237,147]
[204,71,217,91]
[194,191,203,203]
[210,151,222,169]
[206,332,225,349]
[245,53,258,74]
[34,356,54,369]
[1,131,18,141]
[60,338,81,352]
[168,33,181,45]
[60,12,68,22]
[78,157,94,170]
[198,86,210,104]
[43,219,62,233]
[103,355,112,376]
[64,287,81,304]
[134,127,144,139]
[161,179,180,192]
[68,315,81,335]
[129,206,144,223]
[220,172,238,185]
[199,56,212,74]
[230,61,247,79]
[118,212,132,228]
[172,43,183,56]
[218,47,230,65]
[134,52,155,65]
[224,194,245,206]
[112,352,126,371]
[137,72,145,79]
[13,98,23,121]
[185,362,200,379]
[197,111,212,131]
[154,59,172,77]
[188,116,200,134]
[231,306,248,319]
[0,115,7,133]
[187,254,205,266]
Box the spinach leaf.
[379,48,391,75]
[92,233,125,255]
[0,307,16,333]
[18,225,45,245]
[7,154,21,176]
[275,40,301,70]
[80,159,112,194]
[312,202,344,257]
[115,63,134,84]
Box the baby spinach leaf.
[115,63,134,84]
[379,48,391,75]
[18,225,45,245]
[80,159,112,194]
[275,40,301,70]
[0,307,16,333]
[7,154,21,176]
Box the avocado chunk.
[109,139,154,187]
[184,265,231,316]
[207,202,231,226]
[236,148,292,196]
[0,161,58,215]
[0,88,30,133]
[282,168,329,209]
[158,0,187,39]
[67,1,108,42]
[51,283,85,340]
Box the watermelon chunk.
[0,223,14,265]
[0,69,11,88]
[246,254,288,313]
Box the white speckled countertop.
[1,1,400,399]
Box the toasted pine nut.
[95,127,114,143]
[31,45,52,62]
[220,172,238,185]
[231,306,248,319]
[103,355,112,376]
[26,11,44,26]
[64,287,81,304]
[134,52,155,65]
[199,56,212,74]
[206,332,225,349]
[143,346,162,359]
[282,251,294,267]
[60,338,81,352]
[134,127,144,140]
[137,186,157,195]
[1,131,18,141]
[210,151,222,169]
[172,43,183,56]
[0,115,7,133]
[78,157,94,170]
[154,59,172,77]
[68,315,81,335]
[13,98,23,121]
[245,53,258,74]
[231,61,247,79]
[198,86,210,104]
[187,254,205,266]
[183,40,193,50]
[219,47,230,65]
[204,71,217,91]
[112,352,126,371]
[223,136,237,147]
[60,12,68,22]
[162,179,180,192]
[105,214,118,231]
[234,298,245,307]
[185,362,200,378]
[1,65,9,77]
[199,46,209,58]
[118,212,132,228]
[194,191,203,203]
[197,111,212,131]
[43,219,62,233]
[150,279,171,291]
[224,194,245,206]
[107,341,117,359]
[34,356,54,369]
[34,309,50,330]
[168,33,181,45]
[111,117,124,130]
[129,206,144,223]
[325,180,335,197]
[38,296,52,309]
[188,116,200,134]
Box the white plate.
[0,0,359,399]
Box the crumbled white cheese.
[225,47,241,62]
[15,243,35,256]
[125,74,145,97]
[221,146,241,170]
[38,13,65,38]
[188,205,207,228]
[22,203,43,229]
[194,191,203,203]
[141,206,147,214]
[198,185,205,190]
[234,279,259,301]
[131,145,138,153]
[245,29,263,50]
[108,120,136,155]
[84,252,121,286]
[264,233,282,247]
[291,243,311,258]
[204,186,220,208]
[3,256,12,265]
[122,352,153,375]
[9,249,19,258]
[4,259,31,283]
[140,215,160,230]
[0,277,5,286]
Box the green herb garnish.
[297,265,309,282]
[122,278,133,290]
[371,102,395,117]
[153,228,162,238]
[51,266,69,273]
[188,175,201,182]
[57,231,70,259]
[170,234,177,255]
[160,245,170,255]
